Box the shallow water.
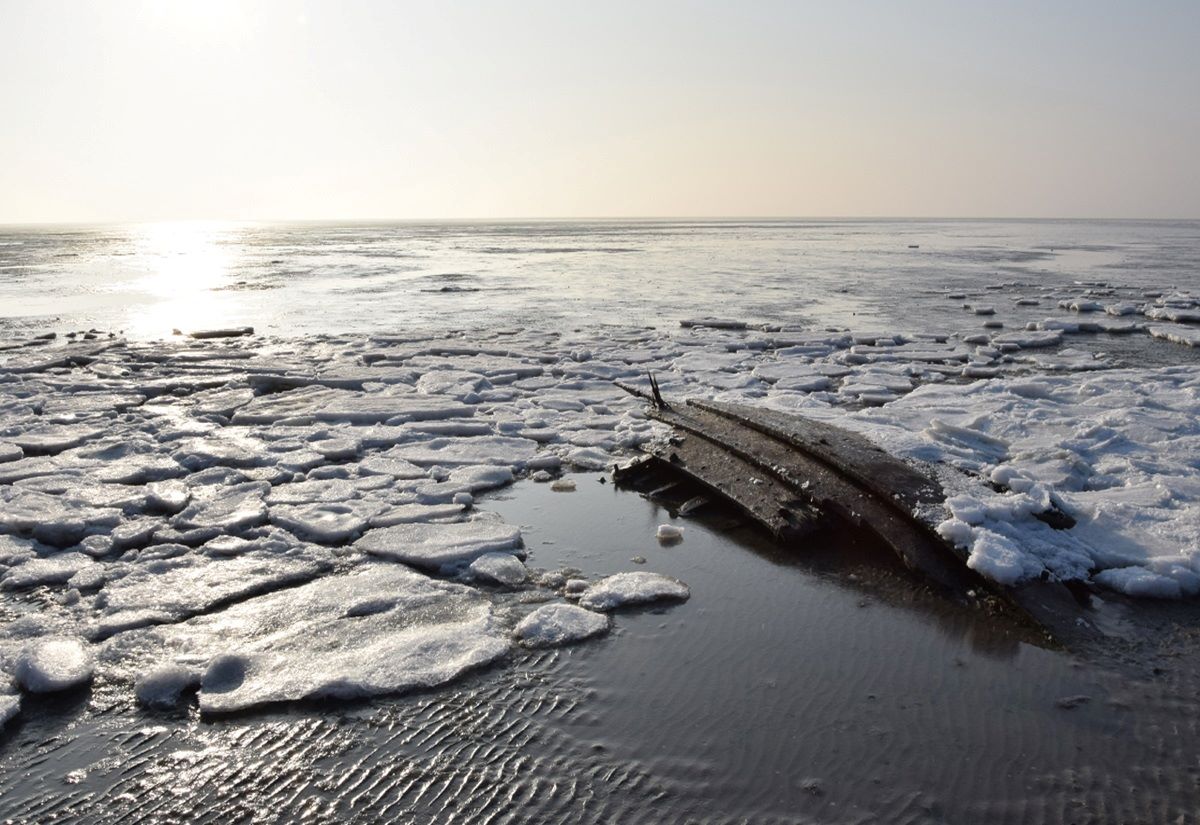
[3,219,1199,339]
[1,479,1195,824]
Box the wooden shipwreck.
[615,382,1092,646]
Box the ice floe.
[467,551,529,586]
[89,551,333,639]
[355,520,523,572]
[126,564,511,714]
[514,603,610,648]
[14,637,94,693]
[578,572,691,611]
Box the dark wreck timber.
[615,382,1093,648]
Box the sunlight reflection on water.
[119,222,248,336]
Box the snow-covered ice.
[656,524,684,543]
[467,551,529,586]
[14,637,94,693]
[0,693,18,727]
[129,564,513,714]
[134,664,202,708]
[355,520,523,571]
[578,572,692,611]
[514,603,610,648]
[90,552,333,639]
[825,366,1200,596]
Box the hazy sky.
[1,0,1198,222]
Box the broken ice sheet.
[88,550,334,640]
[577,572,691,611]
[514,603,610,648]
[354,519,523,572]
[171,481,269,533]
[103,564,510,714]
[388,435,540,468]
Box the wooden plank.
[645,403,983,597]
[690,400,945,516]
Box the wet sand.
[1,478,1197,824]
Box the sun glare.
[122,221,244,336]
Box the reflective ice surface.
[4,218,1199,338]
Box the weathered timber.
[648,419,828,540]
[615,385,1096,645]
[639,401,981,595]
[690,400,945,518]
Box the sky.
[1,0,1198,223]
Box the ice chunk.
[145,480,191,514]
[9,426,103,456]
[355,520,523,571]
[656,524,684,543]
[310,437,362,461]
[0,442,24,464]
[564,447,614,471]
[1144,306,1200,323]
[936,518,974,548]
[90,552,332,639]
[0,693,18,727]
[188,326,254,339]
[2,552,98,590]
[991,330,1062,349]
[15,637,94,693]
[578,572,691,611]
[172,433,274,470]
[172,482,268,533]
[0,535,37,566]
[265,478,360,505]
[134,664,202,708]
[369,502,467,527]
[0,488,121,548]
[412,465,515,503]
[514,603,610,648]
[356,454,429,478]
[415,370,493,400]
[1094,566,1183,599]
[679,317,748,330]
[270,501,380,544]
[187,387,255,418]
[468,551,528,586]
[232,386,474,425]
[1149,325,1200,348]
[181,565,510,713]
[964,528,1047,586]
[389,436,540,469]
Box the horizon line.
[2,214,1200,230]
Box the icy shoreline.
[1,286,1199,720]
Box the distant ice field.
[2,218,1199,339]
